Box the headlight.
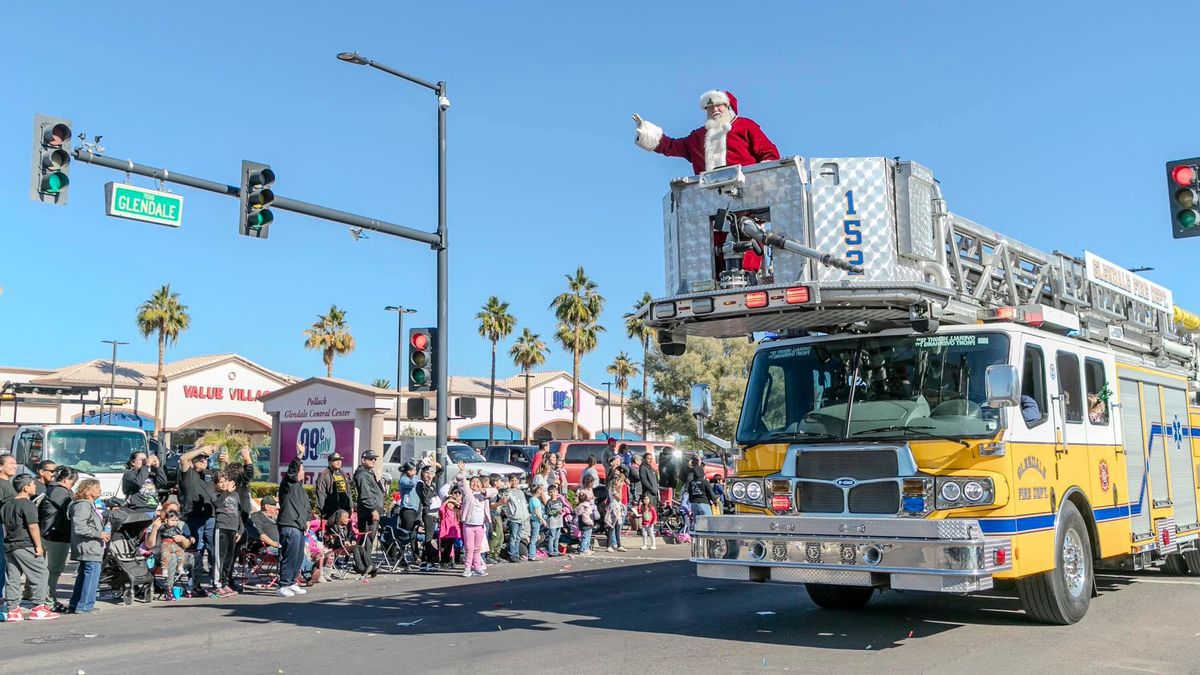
[939,481,962,502]
[962,480,985,502]
[935,477,995,509]
[745,481,763,501]
[730,481,747,500]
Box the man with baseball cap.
[314,453,352,520]
[354,450,388,539]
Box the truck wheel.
[1016,501,1092,624]
[1163,553,1190,575]
[1182,549,1200,577]
[805,584,874,610]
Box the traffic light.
[1167,157,1200,239]
[408,327,437,392]
[406,397,430,420]
[239,160,275,238]
[30,114,72,205]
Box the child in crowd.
[544,484,567,557]
[147,503,193,600]
[211,470,243,598]
[325,510,377,579]
[438,487,462,569]
[459,475,492,577]
[527,485,547,558]
[574,491,595,555]
[3,474,59,620]
[66,478,106,616]
[304,517,329,584]
[632,494,658,550]
[605,472,628,552]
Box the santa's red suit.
[634,90,780,271]
[634,90,780,175]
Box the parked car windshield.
[448,445,487,463]
[737,332,1010,444]
[43,428,148,474]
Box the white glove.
[632,113,663,152]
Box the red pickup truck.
[532,440,731,488]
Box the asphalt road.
[2,548,1199,675]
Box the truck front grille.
[848,482,900,514]
[796,450,897,480]
[797,484,843,513]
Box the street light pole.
[100,339,128,424]
[385,305,416,441]
[337,52,451,473]
[603,381,613,439]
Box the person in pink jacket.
[457,474,492,577]
[438,487,463,569]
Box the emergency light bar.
[698,165,745,191]
[981,304,1080,333]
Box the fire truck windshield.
[736,332,1010,444]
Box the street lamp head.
[336,51,368,65]
[385,306,417,314]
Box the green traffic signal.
[30,115,72,205]
[1178,209,1198,229]
[41,172,68,194]
[410,369,427,385]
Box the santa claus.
[632,90,780,175]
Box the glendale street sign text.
[104,182,184,227]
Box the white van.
[10,424,149,498]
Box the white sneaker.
[461,569,472,578]
[606,546,615,552]
[276,587,295,598]
[640,545,648,550]
[650,545,657,550]
[289,584,307,595]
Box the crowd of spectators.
[0,440,724,621]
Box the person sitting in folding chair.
[325,510,377,580]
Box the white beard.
[703,109,736,171]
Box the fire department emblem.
[1099,459,1110,492]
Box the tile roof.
[30,354,297,388]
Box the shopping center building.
[0,353,638,450]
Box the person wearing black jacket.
[353,451,387,539]
[634,453,660,505]
[121,451,168,510]
[313,453,352,519]
[682,455,717,523]
[178,446,217,575]
[416,461,443,570]
[276,449,310,599]
[38,466,76,612]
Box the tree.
[606,352,638,439]
[636,336,755,442]
[509,327,548,443]
[624,291,655,438]
[371,378,392,389]
[550,267,605,439]
[136,284,191,436]
[197,425,253,468]
[476,296,517,446]
[303,305,356,378]
[400,424,425,437]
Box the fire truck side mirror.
[985,365,1020,408]
[690,384,713,419]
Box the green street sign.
[104,182,184,227]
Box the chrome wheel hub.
[1062,529,1086,598]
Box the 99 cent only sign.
[279,419,356,482]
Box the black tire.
[1182,549,1200,577]
[1016,501,1093,625]
[805,583,875,610]
[1164,553,1190,575]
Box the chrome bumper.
[691,515,1012,593]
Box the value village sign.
[181,386,272,402]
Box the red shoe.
[5,609,24,622]
[28,605,59,621]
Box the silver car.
[384,442,524,486]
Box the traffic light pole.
[436,85,449,474]
[70,148,441,247]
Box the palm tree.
[303,305,356,378]
[509,327,548,443]
[371,378,392,390]
[607,352,638,439]
[136,284,191,436]
[550,267,605,438]
[625,291,654,438]
[476,296,517,446]
[197,425,253,469]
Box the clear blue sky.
[1,1,1193,390]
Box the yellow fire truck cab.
[644,157,1200,624]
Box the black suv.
[483,444,539,474]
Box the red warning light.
[410,332,428,350]
[1171,164,1196,187]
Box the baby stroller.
[101,506,157,604]
[657,490,689,545]
[377,509,420,573]
[556,509,582,554]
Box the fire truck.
[642,157,1200,624]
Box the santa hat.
[699,90,738,114]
